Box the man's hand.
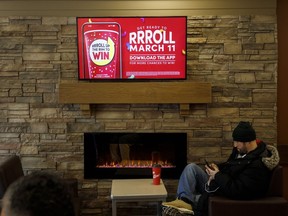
[205,163,219,181]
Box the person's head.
[1,171,75,216]
[232,121,257,155]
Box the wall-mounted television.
[77,17,187,80]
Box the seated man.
[162,121,280,216]
[1,171,75,216]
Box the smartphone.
[204,159,214,170]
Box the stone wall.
[0,15,277,215]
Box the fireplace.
[84,132,187,179]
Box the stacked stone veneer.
[0,16,277,215]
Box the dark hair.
[3,171,75,216]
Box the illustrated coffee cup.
[82,22,121,79]
[152,164,161,185]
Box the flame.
[96,159,175,168]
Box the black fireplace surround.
[84,132,187,179]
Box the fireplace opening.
[84,132,187,179]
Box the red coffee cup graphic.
[82,22,121,79]
[152,164,161,185]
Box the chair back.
[267,165,283,197]
[0,155,24,198]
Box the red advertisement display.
[77,17,187,80]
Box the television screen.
[77,17,187,80]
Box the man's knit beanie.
[232,121,256,142]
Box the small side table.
[111,179,167,216]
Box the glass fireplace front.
[84,132,187,179]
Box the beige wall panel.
[0,0,276,16]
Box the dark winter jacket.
[194,140,280,216]
[210,140,280,200]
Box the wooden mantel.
[59,81,212,115]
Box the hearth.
[84,132,187,179]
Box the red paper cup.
[152,164,161,185]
